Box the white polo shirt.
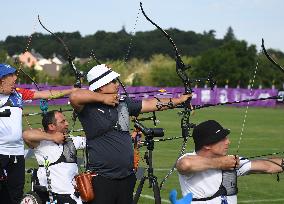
[0,105,23,155]
[0,89,35,155]
[178,152,251,204]
[35,136,85,201]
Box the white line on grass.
[140,194,170,203]
[154,168,176,171]
[140,194,284,204]
[239,198,284,203]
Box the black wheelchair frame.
[20,168,50,204]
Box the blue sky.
[2,0,284,52]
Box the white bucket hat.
[87,64,120,91]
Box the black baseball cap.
[192,120,230,151]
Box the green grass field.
[23,105,284,204]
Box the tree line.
[0,27,284,89]
[0,27,224,60]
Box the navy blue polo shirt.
[78,97,142,179]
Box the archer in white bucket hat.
[69,63,193,203]
[87,64,120,91]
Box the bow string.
[234,39,284,184]
[16,30,49,115]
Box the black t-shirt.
[78,97,142,179]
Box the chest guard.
[115,100,130,132]
[221,170,238,196]
[192,170,238,201]
[39,139,77,167]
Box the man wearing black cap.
[176,120,284,204]
[0,63,76,204]
[70,64,192,204]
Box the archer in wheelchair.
[21,168,54,204]
[22,167,89,204]
[21,110,86,204]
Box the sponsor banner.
[18,84,278,107]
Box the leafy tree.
[195,40,257,88]
[0,50,9,62]
[1,28,284,88]
[0,28,224,60]
[223,26,236,42]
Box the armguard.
[155,97,174,110]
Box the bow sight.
[179,66,216,91]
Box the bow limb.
[140,2,193,138]
[139,2,187,71]
[16,31,49,116]
[139,2,192,93]
[38,15,82,88]
[235,40,284,173]
[139,2,194,190]
[18,67,40,91]
[38,16,85,132]
[262,38,284,74]
[18,64,49,114]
